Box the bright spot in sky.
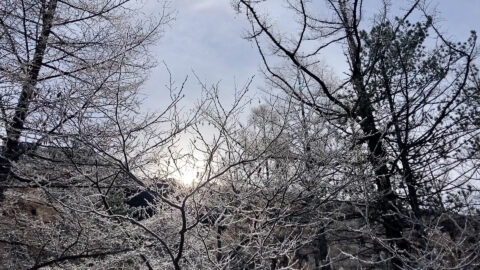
[171,159,199,186]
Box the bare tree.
[2,0,479,269]
[232,0,479,269]
[0,0,171,193]
[0,0,181,268]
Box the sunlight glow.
[171,159,199,186]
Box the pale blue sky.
[135,0,479,184]
[140,0,480,111]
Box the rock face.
[206,198,480,270]
[0,188,59,269]
[1,188,58,223]
[1,143,479,269]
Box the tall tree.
[235,0,479,268]
[0,1,181,268]
[0,0,170,195]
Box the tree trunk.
[338,2,406,268]
[0,0,58,197]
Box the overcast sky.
[140,0,480,111]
